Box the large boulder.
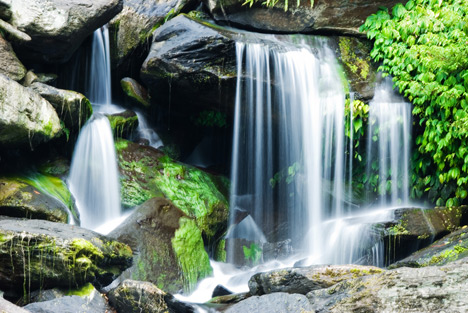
[9,0,123,63]
[0,34,26,81]
[0,74,62,148]
[225,292,313,313]
[108,279,193,313]
[109,198,212,294]
[110,0,196,70]
[0,218,132,299]
[29,82,93,135]
[204,0,406,34]
[0,297,29,313]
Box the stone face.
[120,77,150,107]
[29,82,93,134]
[0,74,62,148]
[10,0,123,63]
[0,297,29,313]
[0,176,70,223]
[225,292,313,313]
[204,0,406,34]
[108,279,193,313]
[248,265,384,296]
[0,35,26,81]
[109,197,212,294]
[0,218,133,298]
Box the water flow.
[68,114,121,229]
[230,36,347,262]
[88,26,112,108]
[367,78,412,206]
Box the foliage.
[243,243,262,264]
[242,0,313,12]
[360,0,468,206]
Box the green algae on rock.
[107,110,139,139]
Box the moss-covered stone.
[0,218,132,300]
[120,77,150,108]
[107,111,139,139]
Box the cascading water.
[68,27,121,230]
[366,78,412,206]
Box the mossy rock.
[0,218,132,300]
[120,77,149,108]
[110,197,212,294]
[107,110,139,139]
[116,139,229,241]
[0,176,71,223]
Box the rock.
[225,292,313,313]
[9,0,123,63]
[307,260,468,312]
[0,176,70,223]
[109,197,212,293]
[115,139,229,241]
[0,34,26,81]
[120,77,149,108]
[384,206,468,264]
[390,226,468,268]
[0,218,132,298]
[208,292,249,305]
[0,74,62,148]
[29,82,93,134]
[204,0,405,34]
[24,284,109,313]
[110,0,195,70]
[107,110,139,139]
[0,19,31,42]
[248,264,383,296]
[0,0,11,20]
[108,279,193,313]
[0,297,30,313]
[212,285,232,298]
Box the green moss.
[171,218,212,292]
[120,80,149,107]
[338,37,371,81]
[107,114,138,139]
[214,239,226,262]
[64,282,95,297]
[423,244,468,266]
[388,223,409,236]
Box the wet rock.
[108,279,193,313]
[10,0,123,63]
[29,82,93,134]
[0,176,70,223]
[248,264,383,296]
[0,297,29,313]
[0,0,11,20]
[390,226,468,268]
[208,292,249,305]
[308,259,468,312]
[24,284,109,313]
[204,0,405,35]
[0,218,133,299]
[109,197,212,294]
[120,77,149,108]
[225,292,313,313]
[0,34,26,81]
[107,110,139,139]
[110,0,196,70]
[0,74,62,149]
[212,285,232,298]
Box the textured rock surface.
[10,0,123,63]
[108,279,193,313]
[0,218,132,297]
[109,197,212,294]
[0,176,69,223]
[0,297,30,313]
[249,264,383,296]
[120,77,149,107]
[29,82,93,134]
[225,292,313,313]
[204,0,406,34]
[107,110,139,139]
[0,74,62,148]
[0,35,26,81]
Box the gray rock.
[0,218,133,298]
[0,297,30,313]
[10,0,123,63]
[249,264,384,296]
[29,82,93,133]
[0,74,62,148]
[120,77,149,108]
[225,292,313,313]
[204,0,405,35]
[110,0,195,68]
[24,288,108,313]
[108,279,193,313]
[0,35,26,81]
[0,19,31,42]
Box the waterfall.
[366,78,412,206]
[68,114,121,229]
[68,27,121,230]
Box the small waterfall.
[68,114,121,229]
[366,78,412,206]
[68,27,121,230]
